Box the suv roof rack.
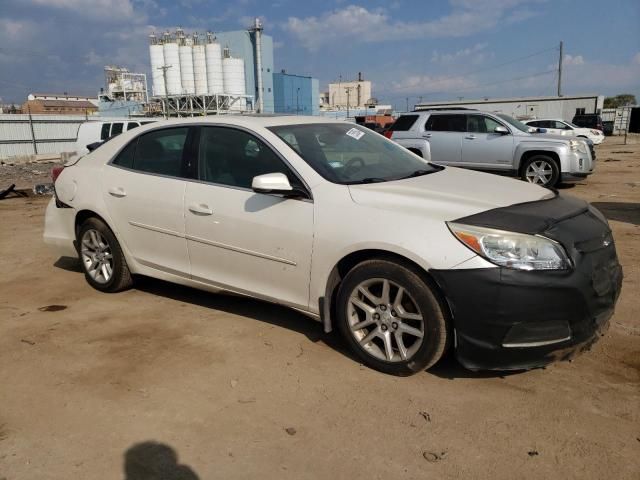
[412,107,477,112]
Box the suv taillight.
[383,130,393,139]
[51,165,64,183]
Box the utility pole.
[406,97,409,112]
[557,40,563,97]
[345,87,353,118]
[158,65,171,118]
[296,87,300,115]
[27,104,37,155]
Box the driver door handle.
[422,133,432,138]
[465,134,476,140]
[108,187,127,198]
[188,203,213,216]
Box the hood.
[348,167,553,220]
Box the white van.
[75,119,158,155]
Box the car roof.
[525,118,568,122]
[138,115,345,129]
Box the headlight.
[447,223,570,271]
[590,129,601,135]
[569,139,588,153]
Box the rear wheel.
[78,217,132,292]
[521,155,559,187]
[336,260,449,376]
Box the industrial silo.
[149,33,166,96]
[192,34,208,95]
[205,33,224,95]
[177,30,195,95]
[222,51,246,111]
[162,32,182,96]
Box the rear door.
[101,126,193,276]
[461,114,514,169]
[423,114,465,164]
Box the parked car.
[385,110,595,187]
[75,119,158,156]
[523,119,605,144]
[44,116,622,375]
[572,114,604,132]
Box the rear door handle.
[108,187,126,198]
[422,133,432,138]
[188,203,213,216]
[465,135,476,140]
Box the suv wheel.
[521,155,559,187]
[78,217,133,292]
[336,259,449,376]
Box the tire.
[336,259,449,376]
[77,217,133,293]
[520,155,559,187]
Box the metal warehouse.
[415,95,604,122]
[272,71,319,116]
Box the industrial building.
[98,66,148,117]
[22,93,98,116]
[272,71,319,116]
[414,95,604,122]
[148,19,274,116]
[326,73,373,110]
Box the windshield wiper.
[357,177,387,184]
[398,169,433,180]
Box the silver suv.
[385,110,595,187]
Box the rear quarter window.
[100,123,111,140]
[390,115,419,131]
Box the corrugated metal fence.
[0,114,85,159]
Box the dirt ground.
[1,138,639,480]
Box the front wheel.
[521,155,559,187]
[336,260,449,376]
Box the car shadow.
[54,257,526,379]
[124,441,199,480]
[591,202,640,226]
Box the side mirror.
[252,172,293,194]
[494,126,509,135]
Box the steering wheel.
[343,157,365,177]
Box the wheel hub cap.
[80,229,113,284]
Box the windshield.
[268,123,440,184]
[495,114,531,133]
[566,121,580,128]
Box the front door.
[102,126,192,276]
[184,126,314,309]
[461,114,514,169]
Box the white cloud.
[27,0,136,18]
[283,1,542,51]
[391,74,475,93]
[563,54,584,66]
[431,43,488,63]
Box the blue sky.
[0,0,639,108]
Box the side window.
[111,122,124,136]
[112,139,137,169]
[466,115,486,133]
[528,121,540,127]
[483,116,502,133]
[198,127,301,190]
[426,114,466,132]
[127,122,140,130]
[133,127,188,177]
[100,123,111,140]
[555,121,571,130]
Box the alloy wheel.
[80,229,113,284]
[347,278,425,362]
[525,160,553,185]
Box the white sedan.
[524,119,605,144]
[44,116,622,375]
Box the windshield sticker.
[346,128,365,140]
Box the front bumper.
[433,195,622,371]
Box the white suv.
[523,119,605,144]
[386,110,595,187]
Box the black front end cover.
[431,193,623,371]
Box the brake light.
[384,130,393,139]
[51,165,64,183]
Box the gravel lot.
[1,138,638,479]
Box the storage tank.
[178,33,195,95]
[192,34,208,95]
[223,54,246,111]
[205,33,224,95]
[149,33,166,96]
[162,32,182,95]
